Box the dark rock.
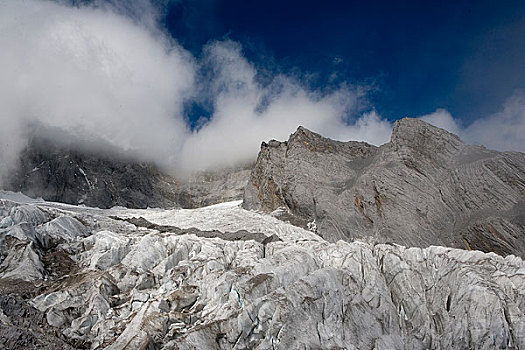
[4,135,251,209]
[112,216,269,242]
[0,293,83,349]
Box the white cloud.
[1,0,523,187]
[418,109,462,135]
[462,90,525,152]
[177,41,392,172]
[418,91,525,152]
[0,1,395,182]
[11,0,522,185]
[0,0,194,182]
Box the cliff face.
[243,118,525,257]
[4,137,251,209]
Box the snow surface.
[0,190,43,203]
[0,191,321,243]
[112,200,322,243]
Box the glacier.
[0,192,524,349]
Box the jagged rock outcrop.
[243,118,525,257]
[4,136,251,209]
[0,195,524,349]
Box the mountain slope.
[4,136,251,209]
[243,118,525,257]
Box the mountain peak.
[388,118,465,164]
[391,117,464,147]
[244,117,525,257]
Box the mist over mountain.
[0,0,383,182]
[1,1,525,349]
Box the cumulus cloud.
[1,0,397,182]
[0,0,194,181]
[418,90,525,152]
[418,109,462,135]
[178,41,392,172]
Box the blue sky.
[162,0,525,124]
[0,0,524,176]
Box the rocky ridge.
[0,195,524,349]
[243,118,525,257]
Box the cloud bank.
[179,41,392,171]
[0,0,524,184]
[419,90,525,152]
[0,0,194,180]
[0,0,392,181]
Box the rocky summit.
[244,118,525,257]
[0,118,525,350]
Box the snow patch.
[0,190,43,203]
[112,201,322,243]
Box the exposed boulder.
[243,118,525,257]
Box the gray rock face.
[4,136,251,209]
[0,196,523,350]
[243,118,525,257]
[175,165,253,208]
